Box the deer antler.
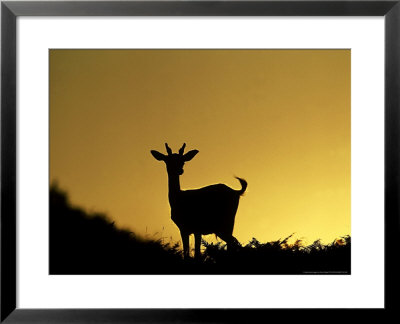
[165,143,172,155]
[179,143,186,155]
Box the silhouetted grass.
[50,185,350,275]
[200,234,350,274]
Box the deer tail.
[235,177,247,196]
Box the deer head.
[151,143,199,176]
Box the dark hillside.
[50,185,184,274]
[50,185,350,275]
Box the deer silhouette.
[151,143,247,259]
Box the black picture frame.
[1,0,399,322]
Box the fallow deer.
[151,143,247,259]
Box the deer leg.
[218,233,240,251]
[181,231,189,259]
[194,233,201,260]
[228,236,240,250]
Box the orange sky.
[50,49,350,247]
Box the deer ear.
[183,150,199,161]
[151,150,166,161]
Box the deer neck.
[167,173,181,207]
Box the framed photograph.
[1,0,399,322]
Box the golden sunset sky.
[50,49,350,247]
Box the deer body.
[171,184,243,235]
[151,143,247,259]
